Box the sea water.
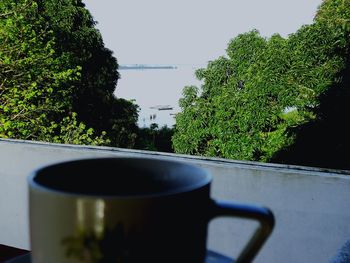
[115,65,203,128]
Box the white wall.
[0,139,349,263]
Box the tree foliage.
[271,0,350,169]
[0,0,95,143]
[173,0,350,169]
[135,124,174,153]
[0,0,138,146]
[37,0,139,147]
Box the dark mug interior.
[31,157,212,197]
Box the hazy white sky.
[82,0,323,65]
[81,0,324,127]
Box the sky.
[82,0,323,65]
[81,0,324,127]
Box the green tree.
[37,0,139,147]
[135,124,174,153]
[0,0,137,146]
[0,0,104,144]
[271,0,350,169]
[173,0,350,169]
[173,31,294,161]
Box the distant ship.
[150,105,174,111]
[119,64,178,70]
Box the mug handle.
[209,200,275,263]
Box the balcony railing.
[0,138,349,263]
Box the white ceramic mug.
[28,157,274,263]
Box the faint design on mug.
[61,223,137,263]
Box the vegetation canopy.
[173,0,350,170]
[0,0,138,147]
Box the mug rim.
[28,157,212,199]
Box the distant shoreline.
[119,64,177,70]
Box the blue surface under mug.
[28,157,274,263]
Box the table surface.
[6,250,234,263]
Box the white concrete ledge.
[1,139,350,263]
